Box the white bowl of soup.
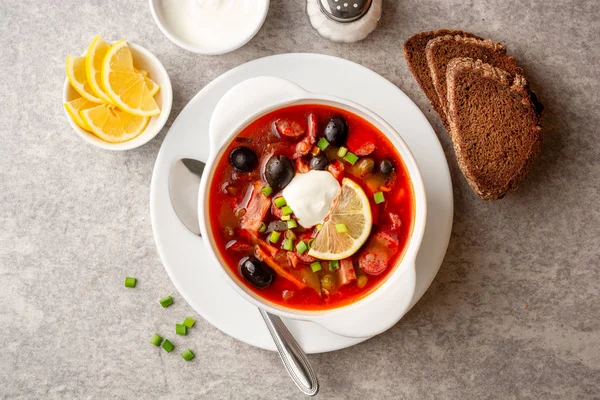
[197,77,426,338]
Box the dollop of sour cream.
[282,170,341,228]
[158,0,264,51]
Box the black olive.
[229,146,258,172]
[265,155,294,190]
[266,221,288,233]
[324,116,348,146]
[379,159,394,176]
[309,154,329,170]
[239,256,275,289]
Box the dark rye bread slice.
[426,35,524,126]
[446,58,543,200]
[403,30,482,121]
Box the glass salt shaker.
[306,0,383,43]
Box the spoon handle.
[259,309,319,396]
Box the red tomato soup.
[208,104,414,310]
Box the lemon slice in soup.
[308,178,372,260]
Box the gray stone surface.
[1,0,599,398]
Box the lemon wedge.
[85,35,113,104]
[80,103,149,143]
[101,40,160,117]
[135,69,160,97]
[308,178,372,260]
[64,97,101,131]
[66,55,103,103]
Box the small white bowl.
[63,42,172,151]
[148,0,269,55]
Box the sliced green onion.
[261,186,273,197]
[296,240,308,255]
[281,215,291,221]
[373,191,385,204]
[285,230,296,240]
[274,197,287,207]
[335,223,348,233]
[329,260,340,271]
[343,152,359,165]
[317,137,330,151]
[160,296,173,308]
[282,238,293,251]
[269,231,281,243]
[176,324,187,336]
[310,261,322,272]
[124,277,137,288]
[307,238,315,248]
[162,339,175,353]
[316,224,323,231]
[337,147,348,157]
[281,205,293,216]
[287,219,298,229]
[181,349,195,361]
[183,317,196,328]
[150,334,163,347]
[258,222,267,233]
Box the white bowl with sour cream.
[196,76,428,338]
[149,0,270,55]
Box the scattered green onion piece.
[373,191,385,204]
[281,215,291,221]
[162,339,175,353]
[316,224,323,231]
[124,277,137,288]
[307,238,315,248]
[287,219,298,229]
[281,205,293,216]
[335,223,348,233]
[274,197,287,207]
[282,238,293,251]
[269,231,281,243]
[337,147,348,157]
[150,334,163,347]
[183,317,196,328]
[258,222,267,233]
[160,296,173,308]
[310,261,322,273]
[343,152,359,165]
[181,349,195,361]
[261,186,273,197]
[176,324,187,336]
[317,137,330,151]
[296,240,308,255]
[329,260,340,271]
[285,230,296,240]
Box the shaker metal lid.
[318,0,372,23]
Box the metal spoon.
[169,158,319,396]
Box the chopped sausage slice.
[293,114,317,158]
[327,159,345,182]
[337,259,357,286]
[225,240,253,256]
[275,119,305,139]
[255,245,306,288]
[352,141,376,156]
[240,181,271,231]
[358,232,399,275]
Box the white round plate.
[150,53,453,354]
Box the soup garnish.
[208,104,414,310]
